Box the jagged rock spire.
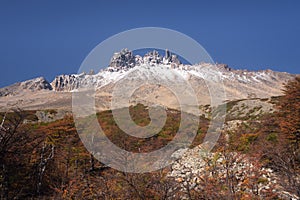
[108,48,136,71]
[108,48,182,71]
[165,49,170,59]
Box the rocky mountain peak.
[107,48,182,72]
[0,77,52,97]
[143,50,163,64]
[108,48,136,71]
[21,77,52,90]
[0,48,297,109]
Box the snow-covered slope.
[0,49,297,111]
[50,49,294,95]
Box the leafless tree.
[36,142,55,196]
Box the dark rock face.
[108,48,136,71]
[164,49,170,59]
[170,54,181,65]
[143,50,163,64]
[0,77,52,97]
[51,74,80,91]
[107,48,182,71]
[163,49,181,66]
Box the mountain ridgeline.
[0,49,297,112]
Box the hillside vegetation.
[0,77,299,199]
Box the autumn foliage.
[0,77,299,199]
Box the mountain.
[0,77,52,97]
[0,50,299,200]
[0,49,297,112]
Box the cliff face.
[51,74,79,92]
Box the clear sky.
[0,0,299,87]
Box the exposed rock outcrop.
[0,77,52,97]
[169,146,299,199]
[107,48,136,72]
[107,49,182,71]
[51,74,80,91]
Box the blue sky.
[0,0,299,87]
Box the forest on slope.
[0,77,299,199]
